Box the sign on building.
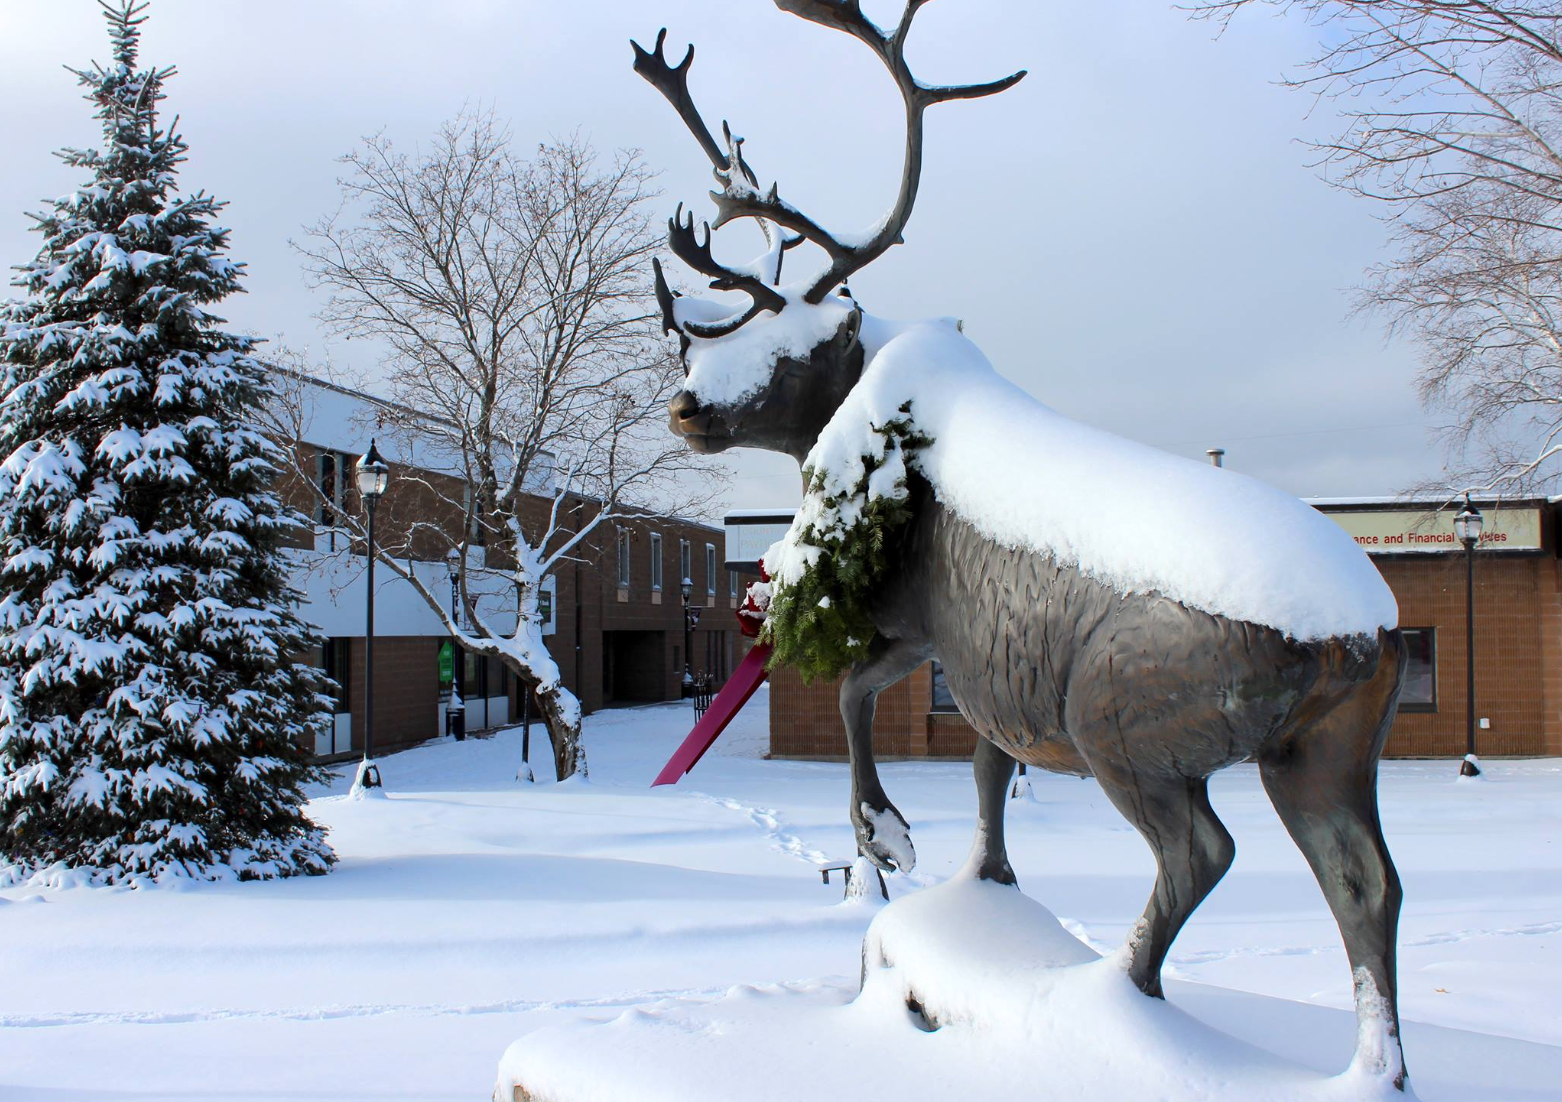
[1322,507,1543,552]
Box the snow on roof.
[785,316,1397,641]
[725,508,800,521]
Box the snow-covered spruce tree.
[0,1,334,885]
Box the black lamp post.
[680,576,695,697]
[445,547,465,742]
[354,440,389,791]
[1454,495,1483,778]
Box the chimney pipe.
[1206,448,1225,468]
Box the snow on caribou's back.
[829,315,1398,643]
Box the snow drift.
[495,876,1413,1102]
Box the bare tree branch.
[289,111,727,779]
[1192,0,1562,494]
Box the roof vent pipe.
[1206,448,1225,468]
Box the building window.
[729,569,739,599]
[679,539,691,588]
[464,486,487,546]
[930,660,959,713]
[650,532,663,591]
[321,637,350,713]
[1399,628,1436,711]
[314,449,347,526]
[617,528,631,588]
[705,544,717,595]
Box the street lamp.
[353,440,389,793]
[1454,495,1483,778]
[680,576,696,697]
[445,547,465,742]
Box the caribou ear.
[841,305,862,349]
[652,257,681,336]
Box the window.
[314,450,346,525]
[617,528,631,588]
[679,539,691,588]
[1399,628,1436,711]
[650,532,663,591]
[320,637,350,713]
[930,660,959,713]
[537,585,553,629]
[464,486,487,546]
[729,569,739,599]
[706,544,717,595]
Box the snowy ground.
[1,688,1558,1101]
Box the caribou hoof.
[854,800,916,873]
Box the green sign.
[437,640,454,686]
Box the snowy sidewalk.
[2,689,1559,1100]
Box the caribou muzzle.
[667,390,730,453]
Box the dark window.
[1399,628,1436,711]
[466,487,487,546]
[650,533,663,591]
[729,569,739,599]
[464,650,490,700]
[706,544,717,595]
[679,539,692,587]
[617,529,631,588]
[315,450,345,526]
[930,660,959,713]
[321,637,350,713]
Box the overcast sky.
[0,1,1448,519]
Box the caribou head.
[634,2,1025,464]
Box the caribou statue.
[634,1,1409,1088]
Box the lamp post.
[354,440,389,792]
[445,547,465,742]
[1454,495,1483,778]
[680,577,695,697]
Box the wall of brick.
[1378,554,1559,757]
[344,635,440,754]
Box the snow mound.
[772,316,1396,643]
[495,877,1412,1102]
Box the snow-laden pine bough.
[635,1,1410,1090]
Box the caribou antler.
[769,0,1026,301]
[635,4,1024,319]
[666,204,787,339]
[633,28,803,288]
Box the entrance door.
[602,630,667,702]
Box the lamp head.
[356,440,390,502]
[1454,494,1484,547]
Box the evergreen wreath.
[764,401,931,682]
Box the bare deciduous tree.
[290,110,718,780]
[1194,1,1562,492]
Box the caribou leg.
[1089,763,1236,998]
[1258,740,1406,1087]
[840,634,930,873]
[962,736,1019,884]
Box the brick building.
[745,498,1562,762]
[277,375,752,760]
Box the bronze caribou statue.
[635,2,1409,1089]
